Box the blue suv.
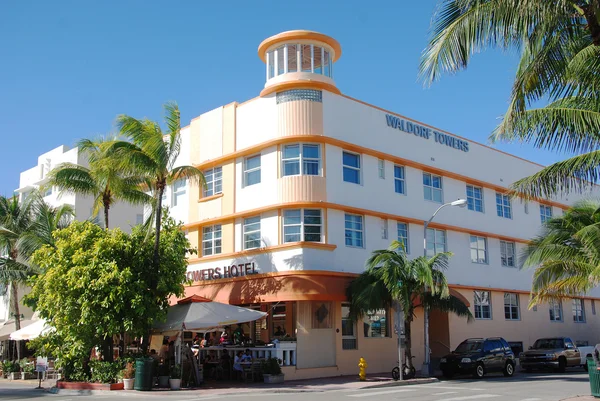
[439,337,516,379]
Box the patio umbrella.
[10,319,53,341]
[152,295,267,333]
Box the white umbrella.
[153,295,267,333]
[10,319,53,341]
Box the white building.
[0,145,143,353]
[159,30,600,380]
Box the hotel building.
[164,30,600,379]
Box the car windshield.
[455,340,483,353]
[532,339,564,349]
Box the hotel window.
[540,205,553,224]
[425,228,446,256]
[549,299,563,322]
[244,155,261,186]
[44,186,53,197]
[172,179,186,207]
[342,151,361,184]
[276,45,285,76]
[573,299,585,323]
[378,159,385,179]
[466,185,484,213]
[500,240,516,267]
[496,193,512,218]
[283,209,322,243]
[202,224,222,256]
[282,144,320,176]
[423,173,443,203]
[135,214,143,226]
[345,214,364,248]
[364,309,389,337]
[504,293,520,320]
[470,235,488,264]
[287,44,298,72]
[394,165,406,195]
[267,50,275,79]
[474,290,492,320]
[397,222,409,253]
[381,218,388,240]
[203,167,222,197]
[243,216,261,250]
[341,303,357,350]
[301,44,312,72]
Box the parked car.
[439,337,516,379]
[520,337,594,373]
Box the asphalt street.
[0,371,592,401]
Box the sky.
[0,1,568,196]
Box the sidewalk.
[45,374,438,397]
[561,397,596,401]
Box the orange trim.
[449,284,600,301]
[192,134,569,210]
[258,30,342,62]
[260,81,341,97]
[198,193,224,203]
[183,201,530,244]
[187,241,337,264]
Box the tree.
[347,241,472,371]
[420,1,600,199]
[25,216,191,379]
[521,200,600,306]
[110,102,204,340]
[47,136,151,229]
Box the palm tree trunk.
[11,282,21,361]
[104,204,109,230]
[152,185,164,277]
[404,316,413,369]
[583,5,600,46]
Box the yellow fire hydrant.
[358,357,368,381]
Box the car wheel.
[503,361,515,377]
[473,362,485,379]
[557,357,566,373]
[442,370,454,379]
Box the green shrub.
[170,364,181,379]
[89,360,121,384]
[261,358,282,375]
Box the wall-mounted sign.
[186,262,258,282]
[385,114,469,153]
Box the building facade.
[162,30,600,379]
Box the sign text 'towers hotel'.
[186,262,258,282]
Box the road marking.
[432,391,458,395]
[435,395,500,401]
[348,388,417,397]
[519,399,542,401]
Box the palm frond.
[423,293,474,322]
[168,165,206,189]
[47,163,98,196]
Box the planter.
[158,375,170,388]
[57,381,124,391]
[263,374,284,384]
[21,372,36,380]
[169,378,181,390]
[123,378,134,390]
[9,372,20,380]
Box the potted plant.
[261,358,284,384]
[157,363,170,388]
[169,364,181,390]
[121,362,135,390]
[19,358,35,380]
[6,360,20,380]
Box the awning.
[0,319,37,341]
[153,295,267,333]
[10,319,53,341]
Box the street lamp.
[421,198,467,377]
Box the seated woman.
[233,351,244,379]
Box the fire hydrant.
[358,357,367,381]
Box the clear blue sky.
[0,0,566,196]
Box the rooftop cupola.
[257,30,342,97]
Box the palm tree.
[347,241,472,373]
[521,200,600,306]
[112,102,205,278]
[420,1,600,199]
[0,192,73,358]
[47,136,151,229]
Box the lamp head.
[451,199,468,208]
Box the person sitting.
[149,349,159,360]
[233,351,244,379]
[274,326,285,336]
[158,339,168,362]
[241,349,252,362]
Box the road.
[0,371,592,401]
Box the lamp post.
[421,199,467,377]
